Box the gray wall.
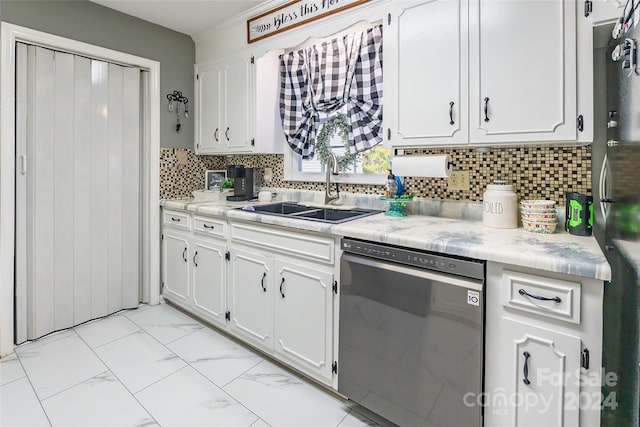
[2,0,195,149]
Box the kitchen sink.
[242,202,381,224]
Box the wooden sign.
[247,0,371,44]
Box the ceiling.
[89,0,266,36]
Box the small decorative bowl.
[521,211,557,221]
[520,200,556,210]
[522,219,557,234]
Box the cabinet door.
[195,64,223,153]
[162,231,190,305]
[592,0,625,25]
[469,0,577,143]
[487,317,581,426]
[191,238,226,327]
[223,56,253,152]
[274,260,334,383]
[228,247,273,351]
[386,0,468,146]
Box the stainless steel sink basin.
[242,202,380,224]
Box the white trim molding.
[0,22,161,357]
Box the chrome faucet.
[325,152,340,205]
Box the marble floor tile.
[0,377,50,426]
[95,330,186,393]
[167,327,262,387]
[337,410,381,427]
[250,419,271,427]
[17,334,107,400]
[224,360,349,427]
[126,303,204,344]
[14,329,75,355]
[136,366,258,426]
[75,315,141,349]
[41,371,156,427]
[0,354,26,386]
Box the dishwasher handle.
[341,253,483,292]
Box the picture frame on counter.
[205,170,227,191]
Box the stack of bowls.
[520,200,557,233]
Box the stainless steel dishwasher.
[338,238,485,427]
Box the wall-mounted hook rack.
[166,90,189,132]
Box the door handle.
[214,128,219,142]
[279,277,285,298]
[193,251,198,267]
[182,247,188,262]
[483,97,490,122]
[261,272,267,292]
[225,127,230,141]
[518,288,561,303]
[20,155,27,175]
[449,101,455,125]
[523,351,531,385]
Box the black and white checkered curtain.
[279,25,383,159]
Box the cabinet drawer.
[502,269,581,324]
[193,216,226,239]
[163,210,191,230]
[230,222,334,264]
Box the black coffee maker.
[226,165,255,201]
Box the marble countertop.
[161,196,611,282]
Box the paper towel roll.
[392,155,453,178]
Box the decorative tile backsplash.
[160,146,591,205]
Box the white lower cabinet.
[161,210,339,388]
[274,260,334,382]
[494,318,581,426]
[161,211,227,328]
[191,237,227,328]
[162,230,190,305]
[485,262,604,427]
[226,222,338,387]
[227,247,274,352]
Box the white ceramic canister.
[483,180,518,228]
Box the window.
[281,22,387,185]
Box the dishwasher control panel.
[341,238,485,281]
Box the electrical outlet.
[448,170,470,191]
[263,167,272,183]
[176,150,188,165]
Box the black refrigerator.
[593,15,640,427]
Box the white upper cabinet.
[194,50,285,155]
[195,54,252,154]
[223,55,253,152]
[385,0,469,146]
[591,0,626,25]
[195,64,223,153]
[469,0,577,144]
[387,0,590,147]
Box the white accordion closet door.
[15,43,141,342]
